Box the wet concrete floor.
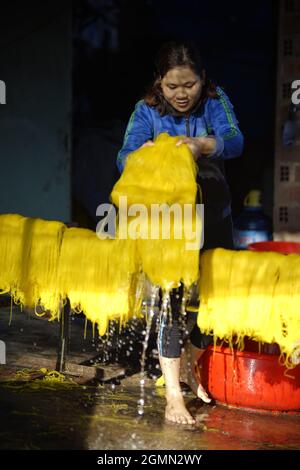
[0,304,300,450]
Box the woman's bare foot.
[158,356,196,425]
[180,341,211,403]
[194,365,211,403]
[165,392,195,424]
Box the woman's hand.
[176,137,216,160]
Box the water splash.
[179,285,192,349]
[138,284,159,415]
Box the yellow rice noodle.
[111,133,198,207]
[0,213,28,302]
[198,248,300,364]
[0,213,141,336]
[112,132,201,289]
[0,213,65,313]
[56,227,137,336]
[272,254,300,363]
[135,210,201,290]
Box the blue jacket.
[117,86,243,173]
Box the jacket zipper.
[185,115,190,137]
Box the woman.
[117,41,244,424]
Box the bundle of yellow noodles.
[0,213,28,302]
[111,133,201,290]
[56,227,137,336]
[0,213,65,312]
[197,248,300,364]
[111,133,198,207]
[135,209,201,290]
[272,254,300,362]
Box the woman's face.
[160,66,203,113]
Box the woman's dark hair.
[144,41,218,115]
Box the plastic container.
[233,190,272,250]
[248,241,300,254]
[200,345,300,412]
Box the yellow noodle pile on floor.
[111,133,198,206]
[0,213,65,312]
[112,133,201,289]
[56,227,137,336]
[198,248,300,364]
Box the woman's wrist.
[197,137,216,156]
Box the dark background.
[73,0,278,227]
[0,0,278,226]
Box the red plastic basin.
[248,241,300,254]
[199,241,300,412]
[200,345,300,412]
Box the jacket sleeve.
[117,101,153,173]
[207,87,244,160]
